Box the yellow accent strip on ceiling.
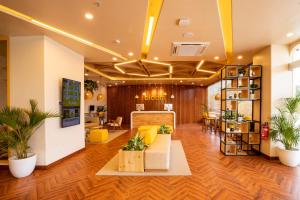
[217,0,233,64]
[0,4,127,61]
[141,0,164,58]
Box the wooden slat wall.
[107,85,207,125]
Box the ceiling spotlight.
[200,84,204,87]
[214,56,219,60]
[128,52,134,56]
[115,83,118,85]
[237,55,243,60]
[286,32,294,38]
[84,13,94,20]
[180,80,183,83]
[154,57,159,60]
[122,81,126,83]
[192,82,194,85]
[108,84,112,87]
[112,57,117,61]
[84,73,89,76]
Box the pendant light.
[170,81,175,99]
[135,83,139,99]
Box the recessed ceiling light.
[108,84,112,87]
[180,80,183,83]
[122,81,126,83]
[154,57,159,60]
[237,55,243,60]
[112,57,117,61]
[214,56,219,60]
[128,52,134,56]
[286,32,294,38]
[200,84,204,86]
[84,73,89,76]
[192,82,194,85]
[115,83,118,85]
[84,13,94,20]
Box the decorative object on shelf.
[249,83,258,89]
[135,94,139,99]
[119,134,147,172]
[0,100,58,178]
[238,68,246,77]
[238,114,244,122]
[159,124,171,134]
[270,95,300,167]
[220,65,262,156]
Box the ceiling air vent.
[171,42,209,56]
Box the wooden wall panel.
[107,85,207,125]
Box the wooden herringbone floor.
[1,124,300,200]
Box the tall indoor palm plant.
[270,95,300,167]
[0,100,58,177]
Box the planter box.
[118,149,144,172]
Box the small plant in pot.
[159,124,171,134]
[0,100,58,178]
[270,95,300,167]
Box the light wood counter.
[131,111,176,129]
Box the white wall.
[10,36,85,165]
[253,44,292,157]
[44,37,85,165]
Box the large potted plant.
[0,100,57,178]
[270,96,300,167]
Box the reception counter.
[131,111,176,129]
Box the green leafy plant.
[0,100,58,159]
[84,80,98,94]
[159,124,171,134]
[270,95,300,150]
[122,134,147,151]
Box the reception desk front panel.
[131,111,176,129]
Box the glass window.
[292,44,300,62]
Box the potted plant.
[270,96,300,167]
[159,124,171,134]
[0,100,58,178]
[118,134,147,172]
[84,80,98,100]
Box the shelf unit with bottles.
[220,65,262,156]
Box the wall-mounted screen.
[62,78,81,128]
[136,104,144,111]
[164,104,173,111]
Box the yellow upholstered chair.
[88,129,108,143]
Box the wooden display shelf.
[220,65,262,156]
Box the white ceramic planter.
[9,153,37,178]
[277,147,300,167]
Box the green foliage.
[0,100,58,159]
[159,124,171,134]
[84,80,98,94]
[122,134,147,151]
[270,95,300,150]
